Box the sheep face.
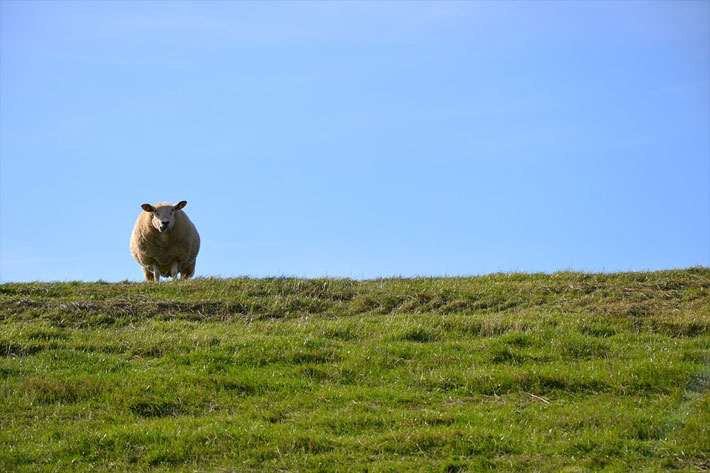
[141,201,187,233]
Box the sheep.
[130,200,200,281]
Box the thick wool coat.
[130,203,200,280]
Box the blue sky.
[1,0,708,281]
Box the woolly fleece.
[130,202,200,280]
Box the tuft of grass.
[0,268,708,472]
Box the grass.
[1,268,708,472]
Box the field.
[1,268,709,472]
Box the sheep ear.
[141,204,155,212]
[175,200,187,210]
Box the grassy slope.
[1,268,709,472]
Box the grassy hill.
[1,268,709,472]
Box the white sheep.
[130,200,201,281]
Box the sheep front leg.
[170,261,179,280]
[180,261,195,280]
[142,266,155,281]
[153,263,161,282]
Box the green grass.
[1,268,709,472]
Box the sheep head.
[141,201,187,233]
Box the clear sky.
[1,0,708,282]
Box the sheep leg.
[170,261,178,280]
[142,266,154,281]
[180,261,195,280]
[153,263,161,282]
